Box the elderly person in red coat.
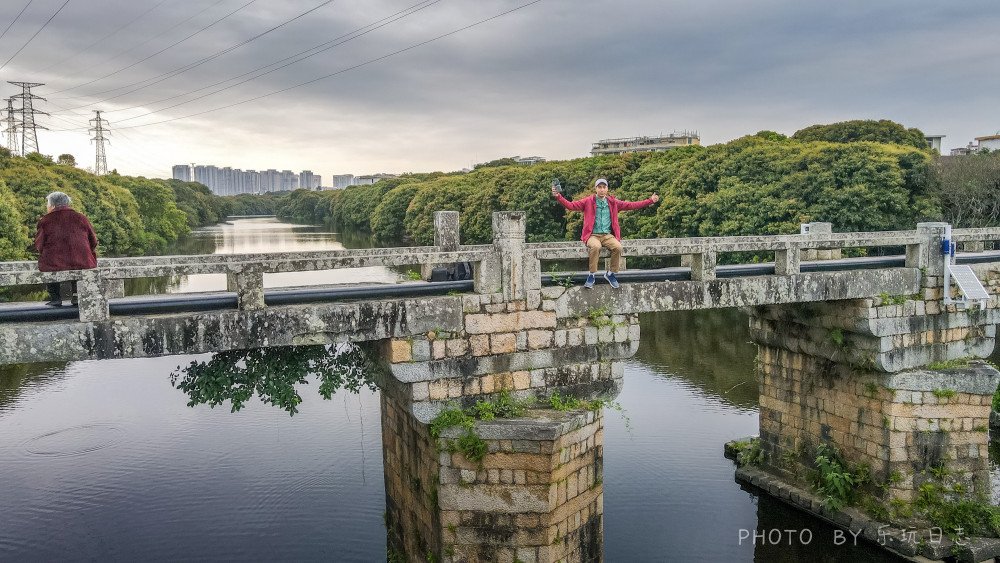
[35,191,98,306]
[553,178,659,289]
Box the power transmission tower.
[2,98,17,156]
[90,110,109,175]
[8,81,47,156]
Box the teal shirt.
[593,196,611,234]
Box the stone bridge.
[5,212,1000,562]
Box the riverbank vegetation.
[3,119,998,263]
[291,120,996,249]
[0,148,285,261]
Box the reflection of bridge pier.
[381,387,605,562]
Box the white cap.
[594,178,608,187]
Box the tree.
[474,157,517,169]
[792,120,928,150]
[56,154,76,166]
[0,180,30,260]
[938,153,1000,227]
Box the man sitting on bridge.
[35,191,98,307]
[552,178,659,289]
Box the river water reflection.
[0,218,911,561]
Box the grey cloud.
[0,0,996,178]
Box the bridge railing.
[0,211,499,321]
[4,212,1000,323]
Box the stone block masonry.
[384,288,639,423]
[750,284,1000,501]
[381,392,604,562]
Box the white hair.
[46,192,71,208]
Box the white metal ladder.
[943,226,990,310]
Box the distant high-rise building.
[182,162,323,194]
[172,164,191,182]
[300,170,315,191]
[332,174,355,189]
[279,170,294,191]
[260,169,279,192]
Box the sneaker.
[45,300,62,307]
[604,271,620,289]
[70,297,78,306]
[584,274,595,289]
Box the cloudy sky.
[0,0,996,181]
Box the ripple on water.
[22,423,125,458]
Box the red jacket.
[35,207,98,272]
[555,193,656,241]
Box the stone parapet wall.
[750,297,998,374]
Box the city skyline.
[0,1,996,178]
[171,163,322,195]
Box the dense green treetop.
[0,148,243,259]
[0,179,30,261]
[792,119,928,150]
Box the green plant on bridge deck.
[430,390,534,465]
[406,269,423,281]
[932,388,958,400]
[928,357,971,370]
[548,264,575,289]
[877,292,908,306]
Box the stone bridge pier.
[381,211,639,424]
[748,224,1000,502]
[374,212,627,562]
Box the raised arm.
[617,193,659,211]
[554,192,587,211]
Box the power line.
[0,1,33,44]
[36,0,170,75]
[58,0,338,108]
[113,0,545,131]
[47,0,259,96]
[0,0,72,73]
[89,110,108,175]
[9,81,46,155]
[74,0,442,121]
[46,0,228,97]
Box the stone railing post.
[689,250,716,281]
[907,222,949,276]
[422,211,460,280]
[962,240,986,253]
[227,264,265,310]
[492,211,527,301]
[800,222,840,261]
[76,269,109,322]
[103,278,125,299]
[774,246,800,275]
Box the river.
[0,217,911,561]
